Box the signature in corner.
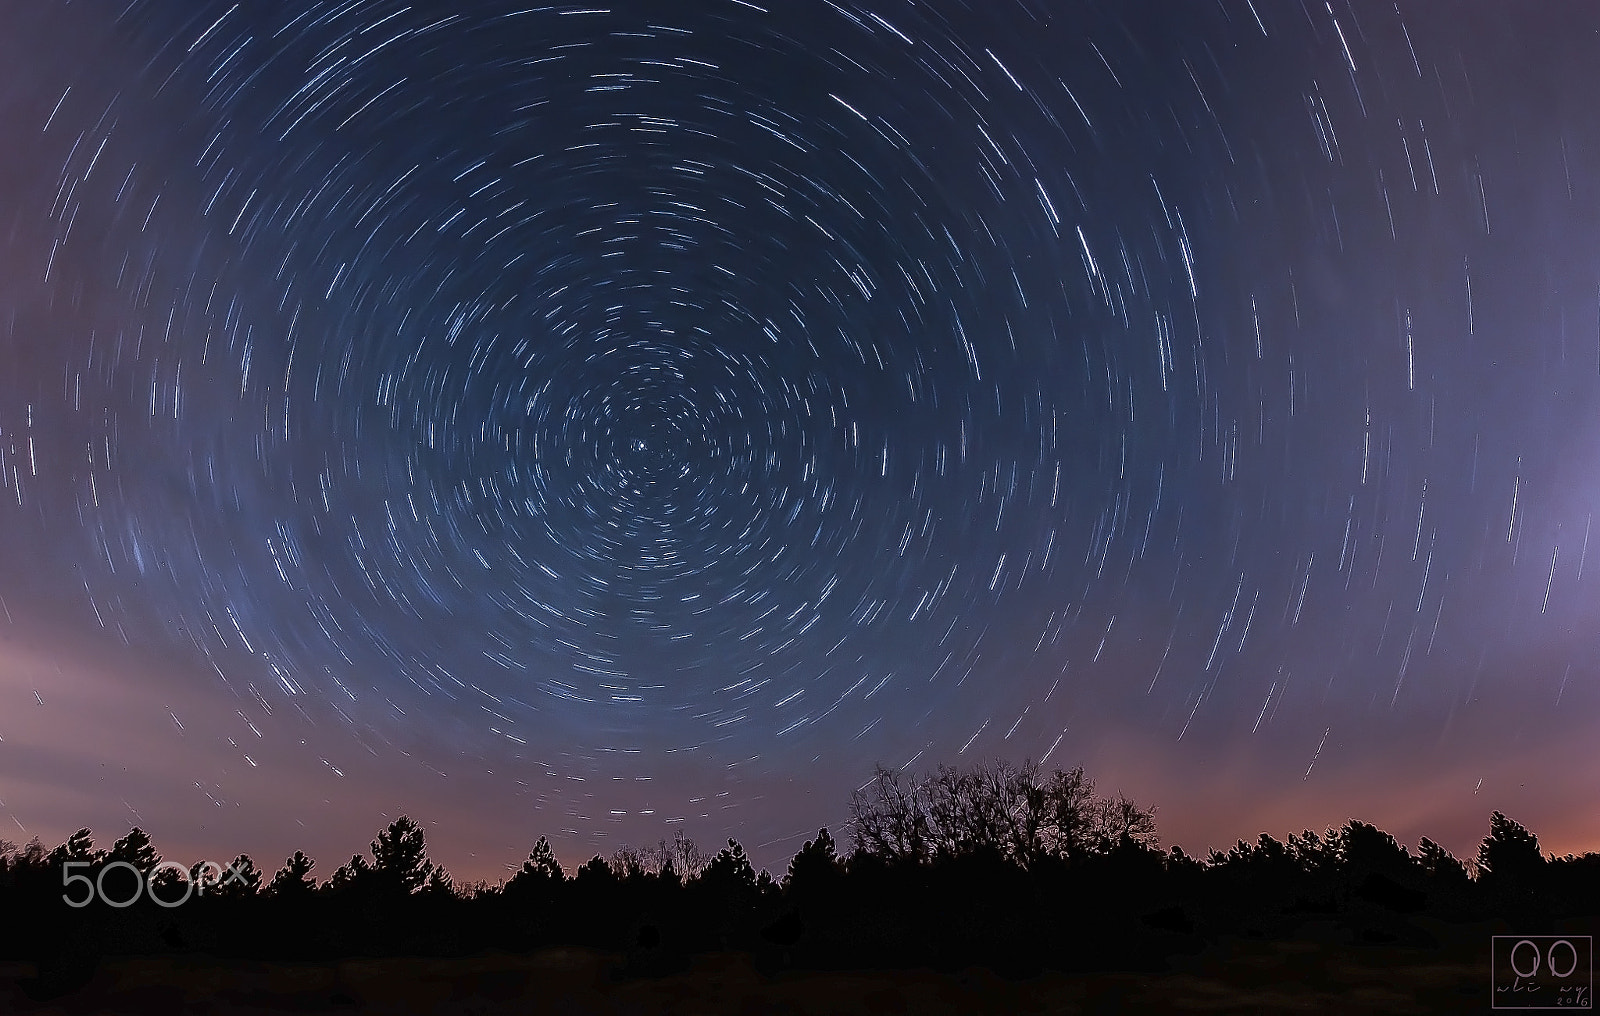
[1493,981,1592,1007]
[1556,984,1590,1007]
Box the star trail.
[3,1,1599,875]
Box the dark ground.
[0,919,1512,1015]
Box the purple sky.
[3,1,1599,882]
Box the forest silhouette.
[2,759,1596,1004]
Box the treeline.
[2,760,1597,993]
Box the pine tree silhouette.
[509,836,565,887]
[784,828,842,894]
[106,828,160,875]
[267,851,317,896]
[329,853,371,892]
[217,854,263,898]
[1477,811,1545,896]
[370,816,435,896]
[48,828,98,868]
[699,839,756,892]
[574,855,617,890]
[1415,837,1469,884]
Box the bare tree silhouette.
[850,760,1158,867]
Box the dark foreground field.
[7,788,1594,1013]
[0,920,1507,1015]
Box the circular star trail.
[7,0,1154,749]
[5,0,1600,853]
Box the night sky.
[3,1,1598,881]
